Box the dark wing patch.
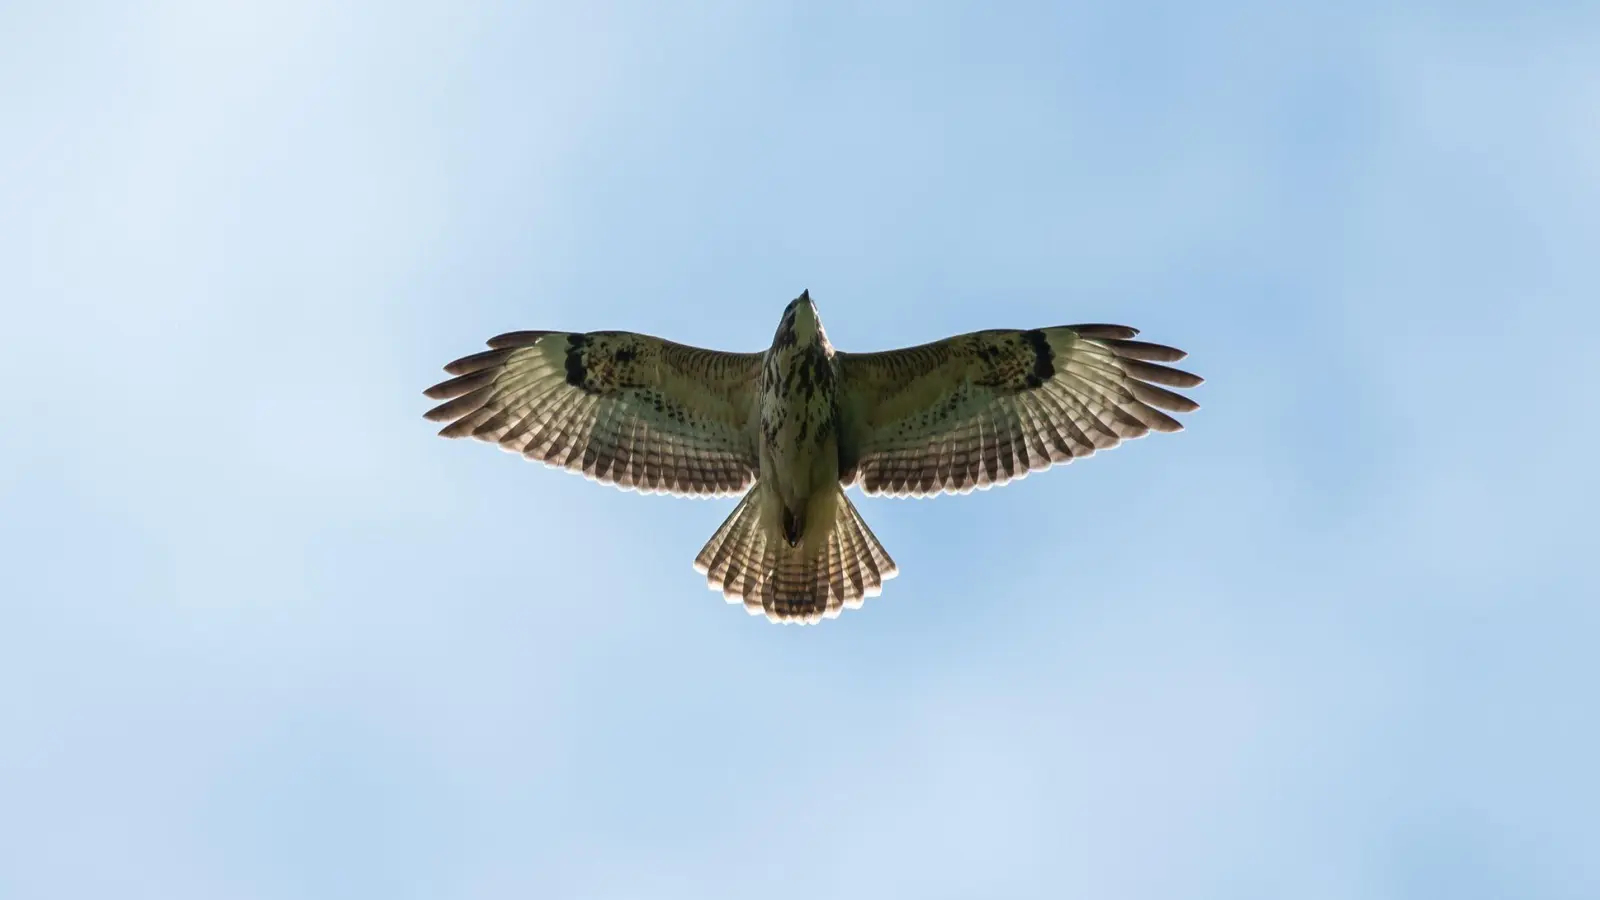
[835,325,1201,496]
[426,330,764,496]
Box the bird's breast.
[759,346,839,493]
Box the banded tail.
[694,483,898,624]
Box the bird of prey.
[425,291,1201,624]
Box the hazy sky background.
[3,2,1597,898]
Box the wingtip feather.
[486,330,556,349]
[1121,359,1205,388]
[443,347,517,376]
[1099,337,1189,362]
[423,384,495,423]
[1129,380,1201,414]
[423,369,496,400]
[1070,324,1141,339]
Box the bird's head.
[775,289,831,352]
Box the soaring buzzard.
[425,292,1201,624]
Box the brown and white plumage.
[691,482,897,622]
[836,325,1202,497]
[425,293,1202,624]
[425,330,762,496]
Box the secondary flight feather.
[425,291,1202,624]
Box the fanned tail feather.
[694,483,897,624]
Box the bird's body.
[425,291,1202,624]
[760,297,840,548]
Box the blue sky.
[2,1,1597,898]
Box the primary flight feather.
[424,291,1202,624]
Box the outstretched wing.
[836,325,1201,497]
[425,330,763,496]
